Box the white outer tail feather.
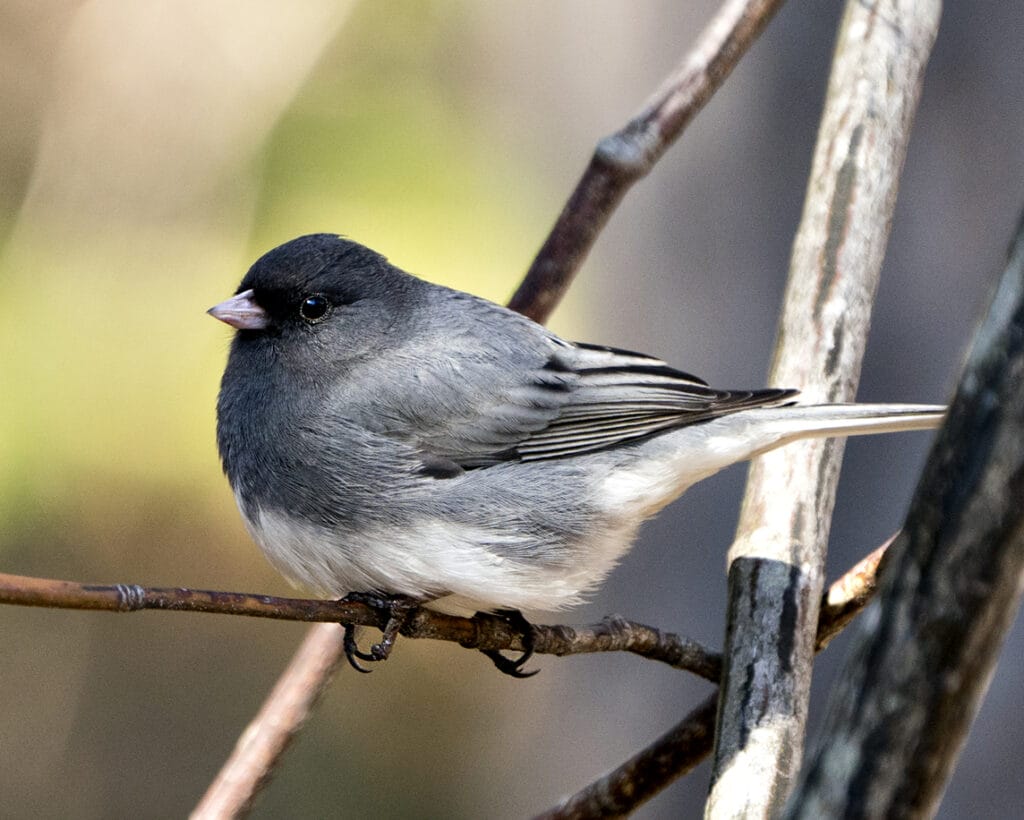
[755,403,946,446]
[600,403,946,524]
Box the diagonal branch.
[191,621,347,820]
[506,0,786,323]
[537,539,893,819]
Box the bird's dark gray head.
[210,233,425,365]
[242,234,412,324]
[210,234,430,498]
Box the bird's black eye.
[299,294,331,323]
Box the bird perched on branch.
[210,234,944,675]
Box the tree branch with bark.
[708,2,942,817]
[6,1,1021,818]
[785,210,1024,819]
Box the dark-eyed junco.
[210,234,943,671]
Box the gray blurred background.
[1,1,1021,817]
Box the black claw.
[481,648,540,678]
[479,608,539,679]
[339,591,425,672]
[343,624,374,673]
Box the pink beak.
[207,289,269,330]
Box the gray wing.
[484,341,797,465]
[339,291,796,469]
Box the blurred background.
[1,1,1021,817]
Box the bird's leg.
[338,592,426,673]
[478,608,539,679]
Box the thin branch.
[201,622,343,817]
[786,213,1024,818]
[0,521,889,820]
[0,527,890,820]
[513,616,723,681]
[191,623,348,820]
[0,573,721,679]
[707,2,942,816]
[537,694,720,820]
[814,539,890,651]
[506,0,786,323]
[538,539,893,819]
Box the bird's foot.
[479,608,539,679]
[339,592,424,673]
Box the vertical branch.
[706,2,941,818]
[786,214,1024,818]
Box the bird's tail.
[596,402,945,523]
[749,403,945,447]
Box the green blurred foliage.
[253,3,550,300]
[0,3,565,817]
[0,1,551,552]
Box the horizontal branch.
[0,572,720,680]
[1,528,889,820]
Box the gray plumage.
[210,234,944,614]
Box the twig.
[785,213,1024,818]
[0,573,721,679]
[537,694,720,820]
[526,615,721,680]
[707,2,942,816]
[506,0,786,323]
[538,539,893,819]
[814,539,890,651]
[191,623,347,820]
[0,526,891,820]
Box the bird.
[209,233,944,675]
